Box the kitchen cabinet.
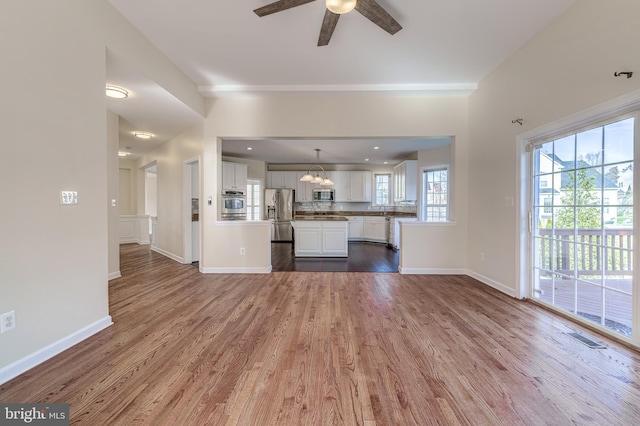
[267,171,298,189]
[333,171,372,202]
[363,216,387,242]
[222,161,247,191]
[293,219,348,257]
[295,171,315,202]
[393,160,417,202]
[346,216,363,240]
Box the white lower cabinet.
[347,216,364,240]
[363,217,387,243]
[294,220,348,257]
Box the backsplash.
[295,201,417,214]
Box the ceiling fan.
[254,0,402,46]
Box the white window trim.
[372,172,392,206]
[420,164,450,222]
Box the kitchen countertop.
[294,211,416,218]
[293,215,348,221]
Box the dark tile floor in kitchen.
[271,241,399,272]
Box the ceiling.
[106,0,576,161]
[222,137,451,165]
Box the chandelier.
[299,149,334,186]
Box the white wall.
[0,0,203,380]
[107,111,121,279]
[467,0,640,293]
[137,123,205,261]
[202,95,469,272]
[0,1,110,372]
[118,158,138,215]
[145,172,158,217]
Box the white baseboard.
[398,267,467,275]
[151,246,184,264]
[0,316,113,386]
[465,270,517,298]
[201,266,272,274]
[108,271,121,280]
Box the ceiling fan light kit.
[254,0,402,46]
[326,0,356,14]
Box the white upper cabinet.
[393,160,417,202]
[349,171,372,202]
[222,162,248,191]
[295,171,313,202]
[267,171,298,189]
[334,171,371,202]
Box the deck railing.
[537,228,633,276]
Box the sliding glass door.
[531,116,635,339]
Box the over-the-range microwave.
[312,188,334,202]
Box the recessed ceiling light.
[383,161,388,164]
[373,146,380,150]
[134,132,153,140]
[247,147,253,150]
[118,151,129,157]
[106,85,129,99]
[364,158,370,162]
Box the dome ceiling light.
[133,132,153,140]
[105,85,129,99]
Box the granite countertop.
[294,211,416,218]
[293,215,349,222]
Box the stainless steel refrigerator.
[264,188,294,242]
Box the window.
[246,179,261,220]
[422,167,449,221]
[374,173,390,205]
[543,197,552,214]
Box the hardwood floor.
[2,244,640,425]
[271,242,399,272]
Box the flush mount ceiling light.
[105,85,129,99]
[326,0,356,14]
[133,132,153,140]
[300,149,334,186]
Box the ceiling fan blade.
[318,10,340,46]
[354,0,402,35]
[254,0,316,17]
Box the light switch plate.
[60,191,78,205]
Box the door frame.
[183,156,201,265]
[517,89,640,347]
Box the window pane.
[604,118,634,164]
[423,168,448,221]
[375,174,390,205]
[577,127,603,167]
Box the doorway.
[183,156,201,265]
[530,114,636,340]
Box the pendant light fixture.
[300,149,334,186]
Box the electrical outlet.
[240,248,246,255]
[1,311,16,333]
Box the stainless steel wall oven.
[221,190,247,220]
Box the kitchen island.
[292,216,348,257]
